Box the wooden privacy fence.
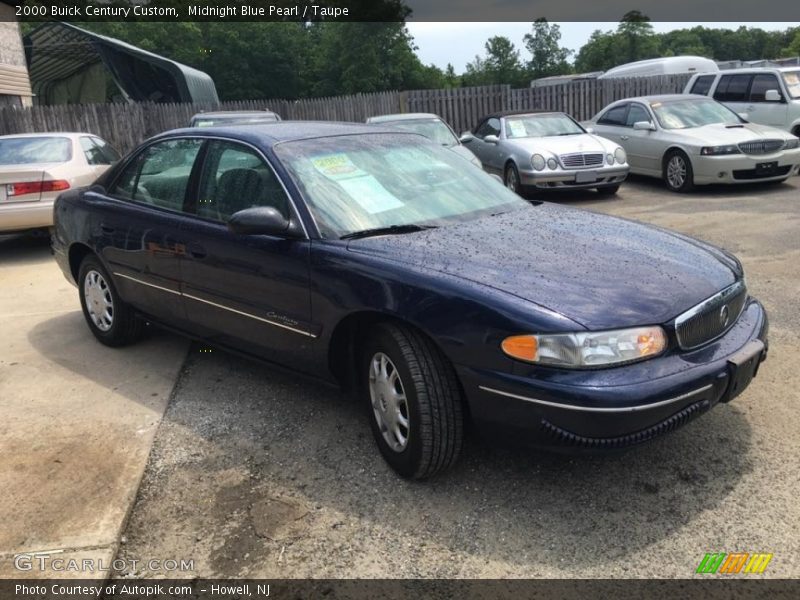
[0,74,694,153]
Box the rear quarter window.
[690,75,716,96]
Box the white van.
[684,68,800,136]
[598,56,719,79]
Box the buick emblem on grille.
[719,304,730,328]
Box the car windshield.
[651,99,743,129]
[0,136,72,164]
[382,118,459,147]
[275,133,527,239]
[782,70,800,99]
[505,113,584,138]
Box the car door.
[178,139,315,370]
[622,103,662,174]
[743,73,789,128]
[592,103,630,149]
[713,73,753,118]
[470,117,503,174]
[96,137,203,326]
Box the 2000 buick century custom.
[52,123,768,479]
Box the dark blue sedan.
[52,122,768,479]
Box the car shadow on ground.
[69,338,754,576]
[0,233,52,266]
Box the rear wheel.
[78,255,144,347]
[361,323,463,479]
[596,184,620,196]
[663,150,695,193]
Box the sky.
[405,22,794,72]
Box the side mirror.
[228,206,300,237]
[764,89,782,102]
[483,134,499,145]
[459,132,475,143]
[633,121,656,131]
[585,126,595,134]
[738,112,749,121]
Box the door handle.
[620,135,629,141]
[100,224,115,234]
[187,242,207,259]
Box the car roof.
[367,113,441,123]
[0,132,91,139]
[192,111,278,118]
[159,121,420,146]
[611,94,713,104]
[479,109,559,121]
[713,67,799,74]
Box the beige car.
[0,133,119,234]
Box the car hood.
[506,134,616,156]
[346,203,739,330]
[667,122,794,145]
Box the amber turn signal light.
[501,335,538,362]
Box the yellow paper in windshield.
[506,120,527,138]
[311,153,403,214]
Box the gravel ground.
[113,176,800,579]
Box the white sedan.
[586,95,800,193]
[0,132,119,234]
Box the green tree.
[463,36,526,86]
[783,30,800,56]
[523,19,573,80]
[616,11,660,64]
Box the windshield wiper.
[557,132,582,136]
[340,224,438,240]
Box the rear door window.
[111,138,203,212]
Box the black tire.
[504,162,522,195]
[663,149,695,193]
[361,323,463,479]
[596,184,620,196]
[78,255,144,347]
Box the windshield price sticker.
[311,153,403,214]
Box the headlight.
[700,145,741,155]
[531,154,546,171]
[614,147,627,164]
[784,138,799,150]
[606,153,614,165]
[547,158,558,170]
[501,326,667,368]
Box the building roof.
[24,22,218,104]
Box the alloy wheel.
[667,155,687,189]
[368,352,410,452]
[505,167,518,192]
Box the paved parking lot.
[2,176,798,580]
[113,176,800,579]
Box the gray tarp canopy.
[24,22,218,105]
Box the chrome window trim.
[478,384,713,413]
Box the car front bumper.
[0,198,55,233]
[692,148,800,185]
[519,165,629,189]
[456,298,768,450]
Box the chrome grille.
[674,281,747,350]
[738,139,784,155]
[560,152,604,169]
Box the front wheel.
[361,323,463,479]
[504,162,522,195]
[663,150,695,193]
[78,255,144,347]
